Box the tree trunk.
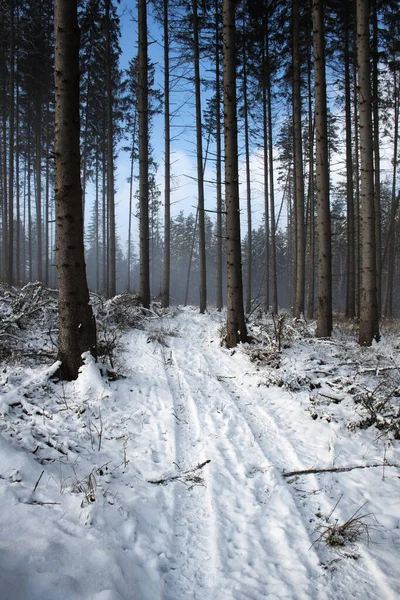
[243,26,252,314]
[105,0,116,297]
[306,43,315,319]
[8,0,15,285]
[193,0,207,313]
[383,70,399,317]
[292,0,305,318]
[54,0,97,380]
[313,0,332,337]
[353,26,361,318]
[223,0,247,347]
[215,0,223,311]
[344,10,356,318]
[35,111,43,281]
[357,0,379,345]
[266,12,277,315]
[162,0,171,308]
[371,0,381,313]
[138,0,150,307]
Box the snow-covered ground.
[0,294,399,599]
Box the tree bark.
[292,0,305,318]
[162,0,171,308]
[223,0,247,347]
[193,0,207,314]
[344,6,356,318]
[54,0,97,380]
[357,0,379,345]
[105,0,116,297]
[8,0,15,285]
[242,21,252,314]
[313,0,332,337]
[266,11,277,315]
[138,0,150,307]
[215,0,223,311]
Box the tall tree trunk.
[266,13,277,314]
[193,0,207,313]
[353,27,361,318]
[292,0,305,318]
[162,0,171,308]
[44,99,51,286]
[138,0,150,307]
[344,10,356,318]
[223,0,247,347]
[8,0,15,285]
[313,0,332,337]
[215,0,223,311]
[357,0,379,345]
[2,87,8,280]
[372,0,381,313]
[105,0,116,297]
[243,23,252,314]
[35,112,43,281]
[306,43,315,319]
[383,70,399,317]
[263,86,269,313]
[127,121,136,293]
[102,133,107,294]
[54,0,96,380]
[262,14,270,313]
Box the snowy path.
[132,309,398,600]
[0,306,399,599]
[162,317,321,599]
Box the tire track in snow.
[194,317,399,600]
[166,321,324,599]
[160,342,218,599]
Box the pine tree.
[54,0,96,380]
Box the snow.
[0,304,399,599]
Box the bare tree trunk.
[193,0,207,313]
[372,0,381,313]
[35,113,43,281]
[54,0,96,380]
[262,16,270,313]
[313,0,332,337]
[357,0,379,345]
[8,0,15,285]
[263,90,269,313]
[243,25,252,314]
[266,12,277,314]
[344,12,356,318]
[306,40,315,319]
[162,0,171,308]
[44,99,51,287]
[292,0,305,318]
[223,0,247,347]
[215,0,223,311]
[383,70,399,317]
[353,31,361,318]
[138,0,150,307]
[105,0,116,297]
[127,119,136,293]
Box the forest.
[0,0,399,336]
[1,2,400,597]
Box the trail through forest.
[0,301,399,599]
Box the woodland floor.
[0,284,399,599]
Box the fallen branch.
[283,463,400,478]
[358,366,399,375]
[148,459,211,485]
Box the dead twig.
[283,463,400,478]
[148,459,211,485]
[33,470,44,494]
